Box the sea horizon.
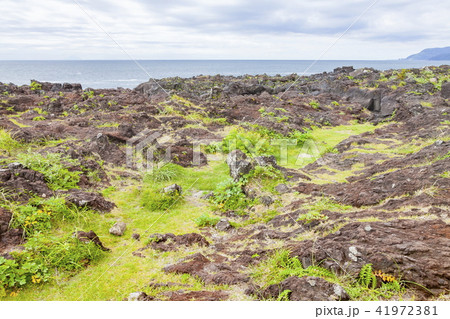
[1,59,449,89]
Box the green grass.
[283,122,384,169]
[0,129,22,156]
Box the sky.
[1,0,449,60]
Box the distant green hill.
[406,46,450,60]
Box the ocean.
[1,60,449,89]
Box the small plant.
[30,81,42,91]
[32,116,46,121]
[331,101,340,106]
[209,179,252,213]
[0,129,21,156]
[0,232,105,295]
[195,213,220,227]
[309,100,320,109]
[288,130,312,147]
[204,142,222,154]
[358,264,377,289]
[439,171,450,178]
[82,90,95,100]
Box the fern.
[305,265,336,279]
[358,264,377,289]
[277,289,291,301]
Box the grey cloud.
[1,0,449,59]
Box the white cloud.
[0,0,449,59]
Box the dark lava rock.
[261,276,349,301]
[141,233,209,252]
[226,150,253,181]
[74,230,110,251]
[164,253,249,285]
[0,208,24,252]
[254,155,279,168]
[275,183,290,194]
[289,219,450,295]
[163,290,229,301]
[0,168,52,199]
[89,133,126,165]
[216,219,233,232]
[260,196,274,207]
[441,82,450,99]
[66,190,116,213]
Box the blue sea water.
[0,60,449,89]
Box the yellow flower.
[31,275,41,284]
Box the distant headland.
[406,46,450,61]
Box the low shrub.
[209,179,252,213]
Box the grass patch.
[17,151,81,190]
[96,122,120,128]
[195,213,220,227]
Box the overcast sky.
[1,0,449,60]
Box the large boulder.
[226,150,253,181]
[66,190,116,213]
[262,276,349,301]
[109,222,127,236]
[74,230,110,251]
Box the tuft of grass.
[0,129,22,156]
[144,163,181,183]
